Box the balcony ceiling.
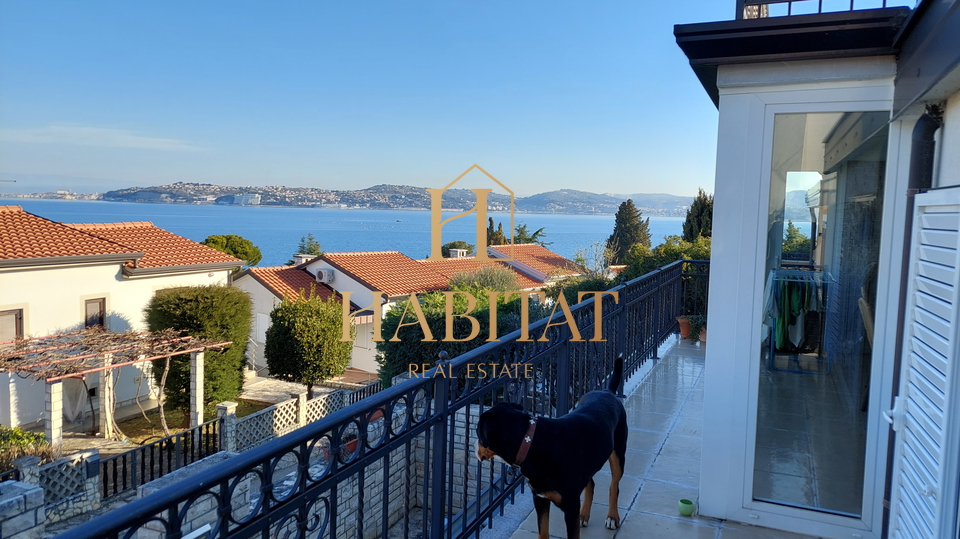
[674,7,911,106]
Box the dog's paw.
[580,518,589,527]
[604,517,620,530]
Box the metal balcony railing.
[737,0,911,19]
[56,260,709,539]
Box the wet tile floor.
[503,338,819,539]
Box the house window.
[85,298,106,329]
[754,111,888,518]
[0,309,23,342]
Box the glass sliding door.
[753,111,888,517]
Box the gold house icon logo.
[426,164,514,261]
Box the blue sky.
[0,1,731,197]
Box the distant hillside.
[517,190,690,216]
[785,189,812,221]
[97,182,694,216]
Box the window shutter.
[888,187,960,539]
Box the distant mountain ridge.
[94,182,694,216]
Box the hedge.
[144,285,252,411]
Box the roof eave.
[674,7,911,107]
[122,260,243,277]
[0,252,144,270]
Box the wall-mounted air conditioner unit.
[316,269,335,283]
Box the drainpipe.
[882,104,942,538]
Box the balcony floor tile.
[496,337,819,539]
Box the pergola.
[0,328,231,447]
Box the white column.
[293,392,308,428]
[189,351,205,427]
[217,401,238,452]
[45,380,63,448]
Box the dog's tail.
[608,354,624,393]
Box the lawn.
[115,400,270,445]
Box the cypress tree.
[486,217,507,246]
[682,188,714,242]
[606,199,651,264]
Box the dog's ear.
[501,402,523,411]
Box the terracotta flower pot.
[677,316,692,339]
[699,327,707,343]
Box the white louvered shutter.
[887,187,960,539]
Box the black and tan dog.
[476,356,627,539]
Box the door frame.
[702,61,914,539]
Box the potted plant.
[686,314,707,343]
[677,316,693,339]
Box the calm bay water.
[5,199,684,267]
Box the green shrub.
[0,426,53,470]
[265,293,353,397]
[201,234,262,267]
[448,264,519,292]
[621,235,711,281]
[145,285,252,411]
[544,276,614,307]
[376,291,548,386]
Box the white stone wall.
[0,481,45,539]
[36,451,101,524]
[333,444,413,539]
[136,452,247,539]
[414,405,489,517]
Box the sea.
[3,198,685,267]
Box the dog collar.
[513,416,537,467]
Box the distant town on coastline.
[3,182,692,216]
[2,181,810,220]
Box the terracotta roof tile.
[0,206,139,262]
[417,257,543,289]
[489,244,583,277]
[67,222,242,268]
[246,266,340,302]
[321,251,449,297]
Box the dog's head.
[476,402,525,464]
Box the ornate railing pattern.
[737,0,902,19]
[100,417,221,500]
[346,380,384,407]
[57,260,708,539]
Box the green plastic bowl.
[678,499,695,516]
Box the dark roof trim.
[892,0,960,118]
[0,252,145,269]
[122,260,242,277]
[675,7,910,106]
